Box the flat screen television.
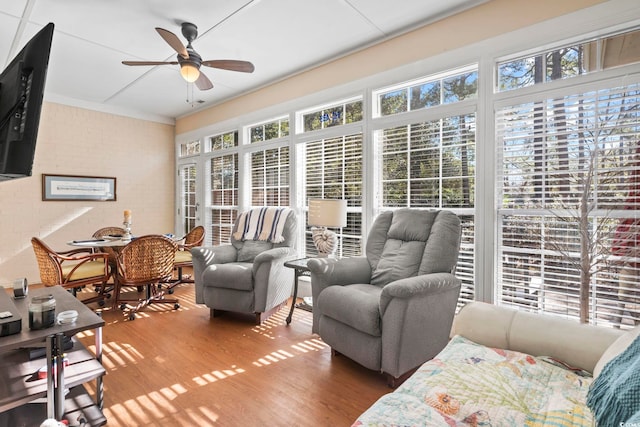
[0,22,54,181]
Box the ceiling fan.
[122,22,255,91]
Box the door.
[178,163,198,236]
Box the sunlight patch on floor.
[291,338,326,353]
[253,338,327,367]
[101,340,144,370]
[164,383,187,399]
[103,383,189,425]
[185,406,220,425]
[253,349,292,366]
[193,366,246,386]
[250,308,291,337]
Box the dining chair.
[31,237,112,307]
[114,234,180,320]
[91,226,127,293]
[165,225,205,293]
[92,226,126,239]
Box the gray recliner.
[191,209,298,324]
[308,208,461,386]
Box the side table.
[284,258,312,325]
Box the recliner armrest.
[252,247,297,273]
[308,257,373,334]
[191,245,238,304]
[191,245,238,266]
[379,272,461,313]
[253,247,294,264]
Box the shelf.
[0,384,106,427]
[0,339,104,413]
[0,286,106,423]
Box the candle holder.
[123,221,132,241]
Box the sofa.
[354,302,640,426]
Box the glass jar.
[29,294,56,330]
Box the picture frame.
[42,174,117,201]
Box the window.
[207,130,239,244]
[299,98,363,133]
[373,66,478,117]
[175,17,640,328]
[304,133,363,257]
[249,117,289,143]
[179,164,197,236]
[376,114,475,208]
[210,153,238,245]
[590,28,640,71]
[375,111,476,306]
[179,140,200,157]
[209,131,237,151]
[496,82,640,326]
[496,28,640,92]
[497,46,585,92]
[251,146,290,206]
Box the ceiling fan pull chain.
[186,82,195,108]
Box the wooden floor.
[75,283,390,426]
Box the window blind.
[179,164,197,237]
[251,146,290,207]
[304,133,363,257]
[497,82,640,326]
[376,113,476,306]
[210,154,238,246]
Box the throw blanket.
[354,335,594,427]
[233,207,292,243]
[587,334,640,425]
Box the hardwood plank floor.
[75,283,390,426]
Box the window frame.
[174,4,640,327]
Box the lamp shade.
[180,63,200,83]
[308,199,347,228]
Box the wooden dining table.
[67,235,180,309]
[67,238,131,308]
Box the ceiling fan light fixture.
[180,63,200,83]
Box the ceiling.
[1,0,487,124]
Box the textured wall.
[0,102,175,285]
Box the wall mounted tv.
[0,22,54,181]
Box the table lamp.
[308,199,347,257]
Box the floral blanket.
[353,335,593,427]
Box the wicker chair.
[114,235,180,320]
[31,237,111,307]
[92,226,126,239]
[91,226,127,293]
[165,225,205,293]
[92,225,126,269]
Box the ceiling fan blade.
[122,61,178,66]
[201,60,255,73]
[155,27,188,59]
[195,71,214,91]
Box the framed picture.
[42,174,117,201]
